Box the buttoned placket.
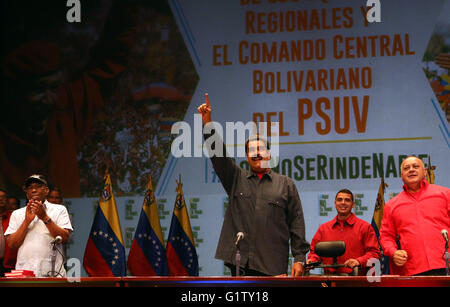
[405,189,433,270]
[246,172,270,269]
[334,219,343,233]
[245,174,258,269]
[335,218,353,233]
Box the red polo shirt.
[1,211,17,269]
[380,180,450,276]
[308,213,380,275]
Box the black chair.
[304,241,359,276]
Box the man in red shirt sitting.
[380,156,450,276]
[307,189,381,275]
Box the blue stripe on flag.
[134,210,168,275]
[371,219,390,275]
[168,215,198,276]
[89,207,126,276]
[371,219,380,238]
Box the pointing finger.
[205,93,210,108]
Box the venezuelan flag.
[83,171,126,276]
[127,175,168,276]
[166,176,199,276]
[371,176,387,237]
[371,175,390,274]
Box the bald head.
[400,156,427,192]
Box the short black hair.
[245,134,270,155]
[335,188,354,202]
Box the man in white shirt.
[5,174,73,277]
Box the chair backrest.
[315,241,346,258]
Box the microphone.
[50,236,62,245]
[235,232,244,277]
[442,229,449,243]
[235,232,244,246]
[443,229,450,276]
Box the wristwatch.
[43,217,52,225]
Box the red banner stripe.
[166,242,189,276]
[83,237,114,277]
[127,239,157,276]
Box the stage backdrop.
[2,0,449,277]
[153,0,450,275]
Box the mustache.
[250,154,264,161]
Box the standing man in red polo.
[380,156,450,276]
[307,189,380,275]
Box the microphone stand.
[445,240,449,276]
[50,241,58,277]
[235,247,241,277]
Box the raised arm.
[198,93,239,196]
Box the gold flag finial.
[176,174,183,193]
[380,168,388,191]
[426,155,436,184]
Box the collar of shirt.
[332,213,356,228]
[402,179,429,194]
[247,169,272,180]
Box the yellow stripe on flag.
[174,175,196,246]
[99,171,124,245]
[142,175,165,245]
[373,176,388,230]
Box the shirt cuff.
[383,247,398,258]
[356,256,367,268]
[294,255,306,263]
